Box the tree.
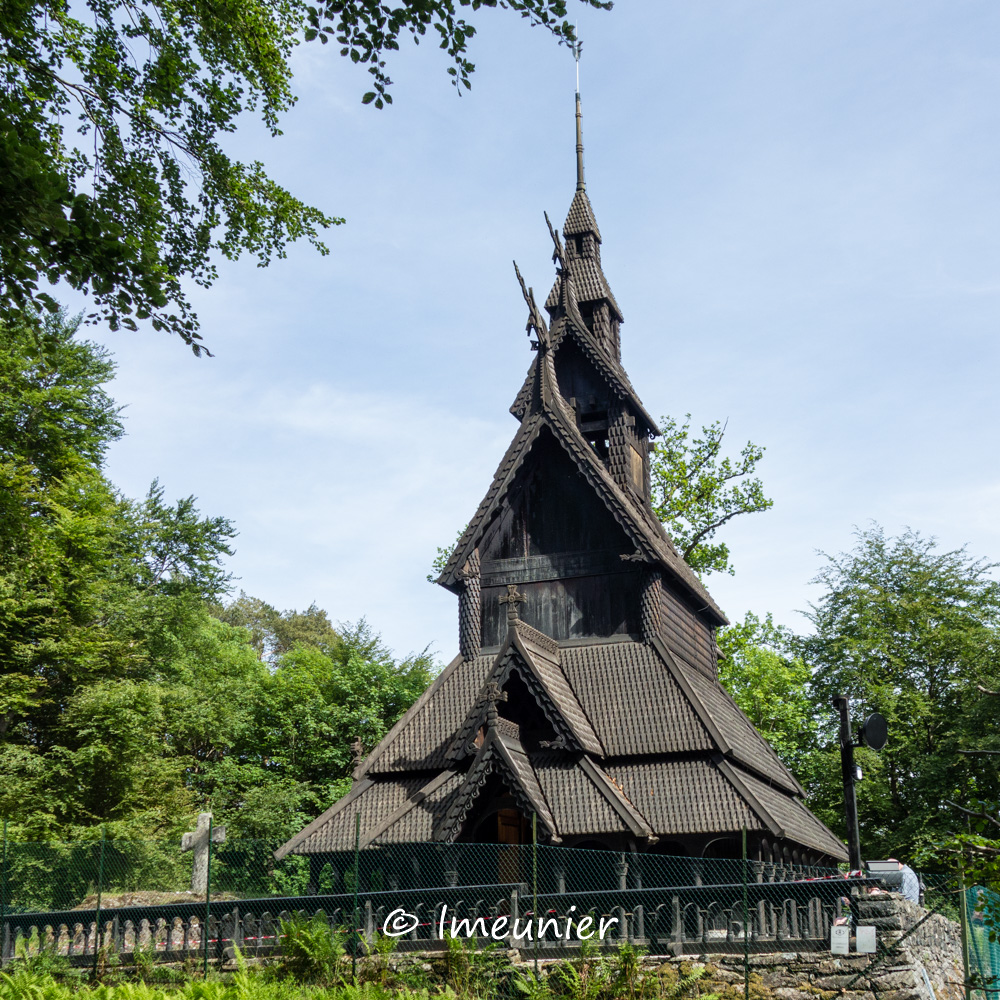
[0,313,237,835]
[0,313,439,841]
[1,0,608,353]
[798,524,1000,865]
[650,414,772,576]
[717,612,822,781]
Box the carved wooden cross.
[181,812,226,894]
[484,680,508,727]
[499,584,527,622]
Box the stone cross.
[181,812,226,894]
[499,584,527,622]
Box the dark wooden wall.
[659,584,717,678]
[478,431,641,646]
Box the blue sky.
[90,1,1000,662]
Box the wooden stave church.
[276,95,848,871]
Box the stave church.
[276,88,848,871]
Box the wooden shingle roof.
[352,637,799,801]
[438,402,725,626]
[563,188,601,241]
[436,728,559,843]
[447,622,603,760]
[276,165,847,869]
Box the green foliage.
[799,525,1000,865]
[275,915,346,985]
[427,526,468,583]
[0,0,337,352]
[650,415,772,577]
[305,0,611,110]
[609,942,644,1000]
[0,313,436,843]
[441,936,506,999]
[717,613,821,780]
[0,0,610,349]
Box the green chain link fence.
[968,885,1000,1000]
[0,823,994,998]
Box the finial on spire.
[573,40,585,192]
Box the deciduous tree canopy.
[649,414,772,577]
[0,0,608,352]
[0,315,436,841]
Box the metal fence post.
[532,813,539,974]
[92,828,106,979]
[742,826,749,1000]
[352,811,360,982]
[204,816,213,978]
[958,862,972,1000]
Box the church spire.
[574,42,585,192]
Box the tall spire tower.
[543,52,623,360]
[275,65,849,871]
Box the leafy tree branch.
[1,0,610,351]
[650,414,773,577]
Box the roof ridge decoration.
[434,728,560,843]
[446,624,603,762]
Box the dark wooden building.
[276,98,847,869]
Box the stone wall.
[683,891,965,1000]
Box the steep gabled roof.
[533,753,654,839]
[564,188,601,241]
[559,641,714,756]
[358,652,494,776]
[554,311,658,433]
[438,394,726,626]
[542,394,727,625]
[434,727,560,843]
[447,621,603,760]
[437,411,544,590]
[720,762,848,861]
[544,187,623,322]
[363,771,464,847]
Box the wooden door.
[498,809,527,885]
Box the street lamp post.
[830,696,888,872]
[832,695,862,870]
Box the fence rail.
[2,875,885,966]
[0,830,991,997]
